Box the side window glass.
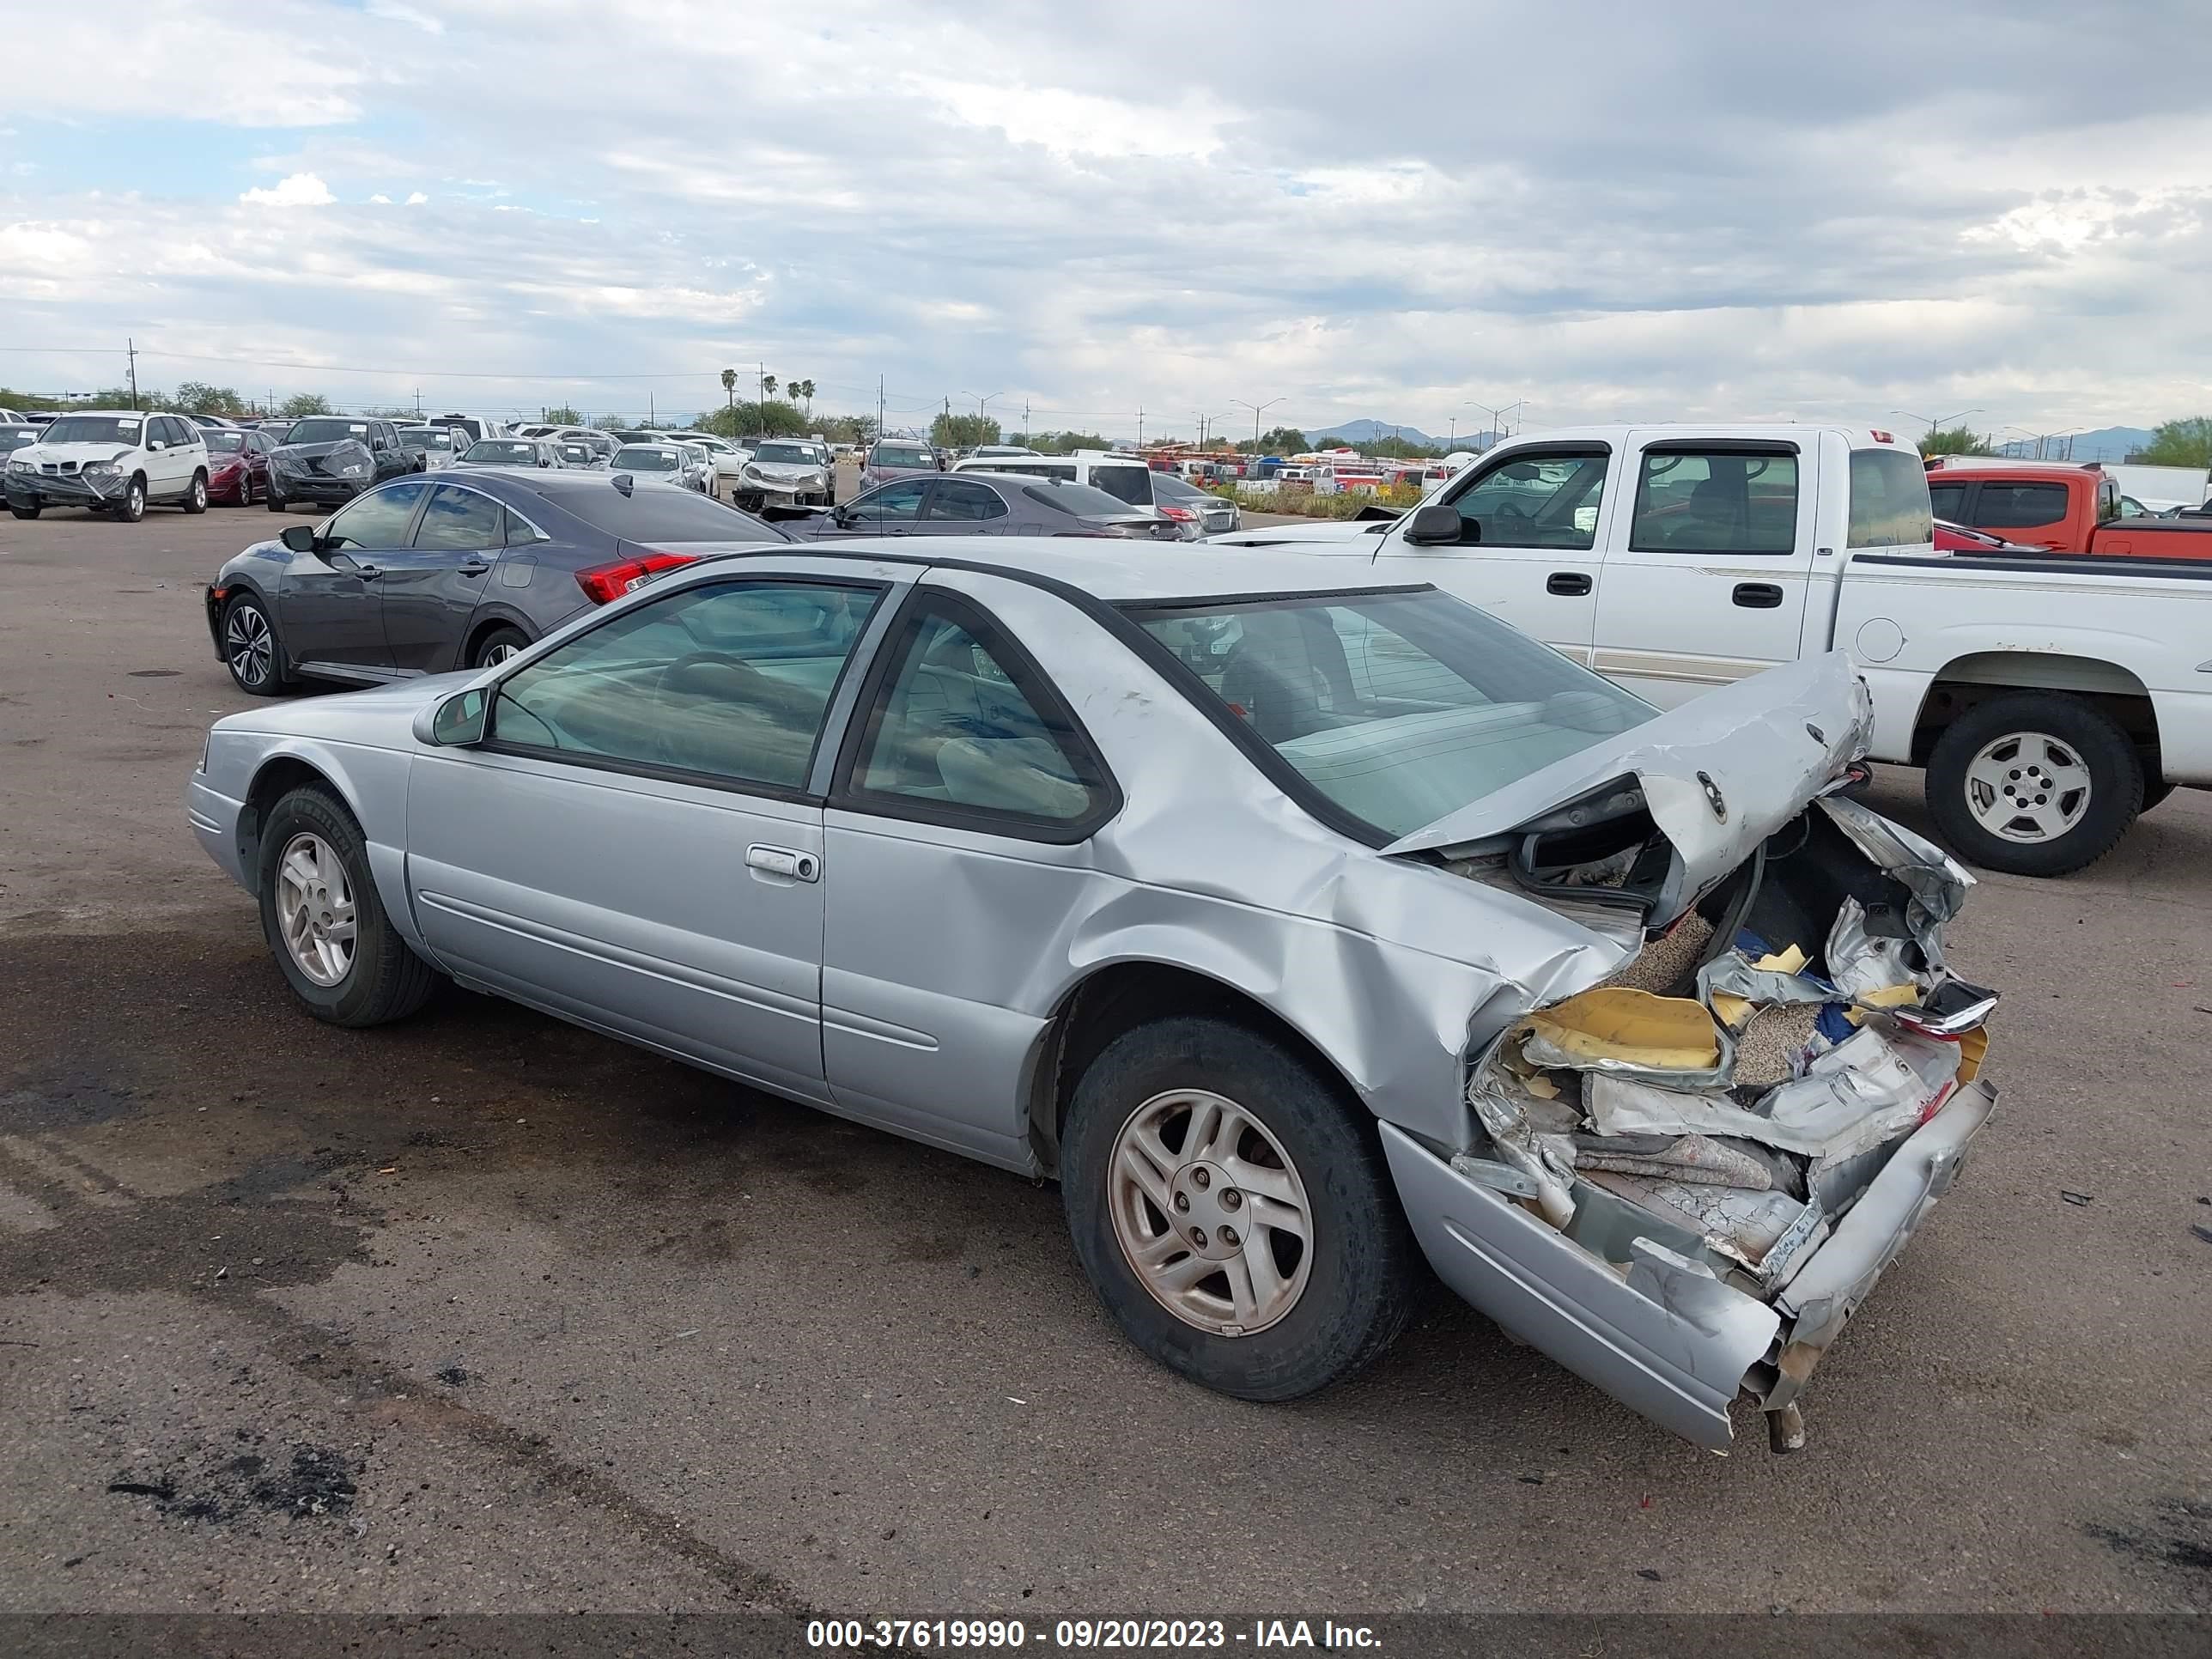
[1628,450,1799,554]
[1445,453,1609,550]
[1971,483,2068,530]
[860,480,930,520]
[491,580,882,791]
[928,480,1006,521]
[1927,481,1967,521]
[848,600,1110,829]
[322,480,428,552]
[415,484,507,551]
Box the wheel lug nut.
[1173,1193,1190,1212]
[1218,1227,1239,1248]
[1192,1168,1210,1189]
[1221,1189,1242,1210]
[1190,1228,1208,1248]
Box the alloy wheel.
[225,604,273,687]
[1964,731,2093,843]
[274,832,356,988]
[482,641,522,665]
[1108,1088,1314,1336]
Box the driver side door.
[1370,446,1614,667]
[278,479,430,673]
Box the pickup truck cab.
[1220,424,2210,877]
[1923,463,2212,559]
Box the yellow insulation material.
[1523,986,1721,1072]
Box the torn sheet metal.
[1386,653,1872,924]
[1825,896,1919,1002]
[1566,1131,1790,1192]
[1586,1171,1827,1279]
[1815,793,1972,953]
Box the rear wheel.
[1925,692,2141,876]
[255,787,437,1027]
[470,625,530,669]
[1061,1016,1419,1401]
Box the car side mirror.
[278,524,319,554]
[416,685,489,747]
[1403,503,1472,546]
[148,440,167,453]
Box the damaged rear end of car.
[1376,655,1998,1453]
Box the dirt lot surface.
[2,506,2208,1620]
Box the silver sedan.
[186,540,1997,1451]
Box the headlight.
[5,458,29,474]
[198,732,211,774]
[337,459,368,477]
[83,460,121,480]
[743,465,763,481]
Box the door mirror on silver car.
[1403,502,1474,546]
[416,686,489,748]
[278,525,319,554]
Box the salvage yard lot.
[1,508,2208,1614]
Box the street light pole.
[1232,397,1285,450]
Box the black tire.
[256,785,437,1028]
[9,503,37,520]
[267,483,287,512]
[116,475,146,524]
[1060,1015,1419,1402]
[2142,779,2175,813]
[182,471,209,514]
[469,624,530,670]
[221,592,294,696]
[1924,692,2142,877]
[240,471,256,506]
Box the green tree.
[1027,429,1109,454]
[1365,434,1441,459]
[279,392,335,418]
[1918,424,1991,458]
[2136,416,2212,469]
[761,374,778,404]
[698,398,808,441]
[786,379,816,419]
[544,404,582,425]
[930,411,1001,449]
[89,386,151,409]
[1237,425,1307,454]
[174,380,250,416]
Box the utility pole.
[877,376,884,441]
[415,387,422,416]
[1023,399,1031,442]
[1136,407,1144,447]
[125,337,139,410]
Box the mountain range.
[2003,425,2152,462]
[1305,418,1449,448]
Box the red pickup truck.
[1923,463,2212,559]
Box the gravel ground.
[1,504,2207,1621]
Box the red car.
[203,428,276,506]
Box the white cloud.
[240,173,337,209]
[368,193,393,205]
[404,192,428,206]
[2,2,363,126]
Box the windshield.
[2,428,38,452]
[286,418,368,446]
[204,431,246,453]
[613,447,678,471]
[872,444,932,469]
[1151,472,1207,501]
[1021,481,1144,517]
[556,443,594,465]
[465,441,538,465]
[753,442,820,465]
[1127,589,1655,841]
[40,416,143,446]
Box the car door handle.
[1732,582,1784,609]
[745,844,819,883]
[458,557,491,576]
[1546,572,1592,596]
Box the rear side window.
[927,479,1007,521]
[1023,482,1139,517]
[1628,449,1798,554]
[1088,465,1152,507]
[1970,482,2068,532]
[1927,480,1968,522]
[550,483,788,544]
[1846,449,1935,548]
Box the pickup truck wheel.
[1060,1015,1419,1401]
[1925,693,2142,877]
[256,787,438,1027]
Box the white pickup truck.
[1218,424,2212,876]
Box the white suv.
[3,410,210,522]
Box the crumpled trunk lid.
[1383,653,1871,926]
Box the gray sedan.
[788,471,1182,541]
[186,541,1996,1452]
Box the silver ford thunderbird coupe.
[187,540,1997,1451]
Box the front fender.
[234,738,425,953]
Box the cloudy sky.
[3,0,2208,441]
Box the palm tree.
[762,374,778,401]
[720,368,737,430]
[792,379,816,419]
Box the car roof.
[46,409,149,420]
[708,536,1420,604]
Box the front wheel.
[116,476,146,523]
[256,786,438,1027]
[222,593,293,696]
[1925,692,2142,877]
[183,471,209,514]
[1060,1016,1419,1401]
[266,484,287,513]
